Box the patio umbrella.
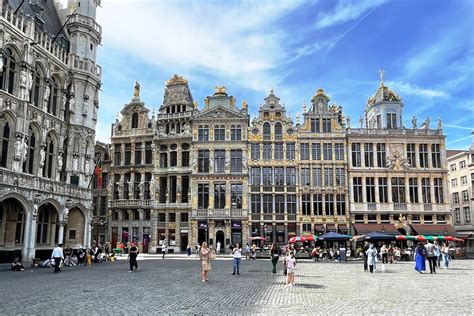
[396,235,408,241]
[443,236,455,241]
[289,236,306,243]
[318,232,351,241]
[303,235,315,242]
[454,238,465,243]
[435,236,445,241]
[416,235,426,242]
[351,235,366,242]
[424,235,436,241]
[249,237,267,241]
[364,231,397,241]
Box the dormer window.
[322,118,331,133]
[131,113,139,129]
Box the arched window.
[274,122,282,140]
[43,134,55,179]
[263,122,271,141]
[131,112,139,129]
[0,48,17,94]
[23,125,37,174]
[30,67,43,107]
[0,119,11,167]
[47,78,59,116]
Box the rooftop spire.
[379,69,385,86]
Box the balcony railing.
[0,168,90,200]
[109,199,154,208]
[69,54,102,79]
[191,209,248,218]
[367,203,377,211]
[68,13,102,34]
[423,203,433,211]
[157,111,193,120]
[394,203,407,211]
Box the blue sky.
[95,0,473,149]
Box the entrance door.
[198,229,206,245]
[180,233,188,252]
[111,227,118,248]
[216,230,225,252]
[142,234,150,253]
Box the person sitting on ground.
[39,258,52,268]
[11,257,25,271]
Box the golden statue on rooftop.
[214,85,227,96]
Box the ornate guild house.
[0,0,102,262]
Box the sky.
[95,0,474,149]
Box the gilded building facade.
[248,90,298,243]
[91,141,110,245]
[190,86,249,252]
[0,0,102,262]
[297,89,349,236]
[347,78,452,236]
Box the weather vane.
[378,69,385,84]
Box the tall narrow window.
[274,122,283,140]
[0,48,17,94]
[407,144,416,167]
[334,143,344,160]
[313,194,323,215]
[145,142,152,164]
[262,167,272,186]
[131,113,139,129]
[169,176,177,203]
[301,168,310,186]
[325,194,334,215]
[170,147,177,167]
[198,150,210,173]
[352,143,361,167]
[386,113,397,129]
[133,173,141,199]
[159,177,167,203]
[324,168,333,186]
[377,143,386,167]
[263,143,272,160]
[263,195,273,213]
[214,149,225,173]
[43,134,55,179]
[366,177,376,203]
[434,178,443,203]
[263,122,271,141]
[391,177,406,203]
[322,119,331,133]
[300,143,310,160]
[251,144,260,160]
[336,194,345,216]
[274,167,284,190]
[31,67,43,107]
[286,167,296,187]
[323,143,332,160]
[409,178,419,203]
[312,143,321,160]
[198,184,209,209]
[286,143,295,160]
[275,195,285,213]
[274,143,283,160]
[124,143,131,165]
[250,167,261,185]
[23,125,37,174]
[230,149,242,173]
[48,78,59,116]
[251,194,261,213]
[214,125,225,141]
[182,144,190,167]
[123,173,131,199]
[419,144,428,168]
[431,144,441,168]
[231,183,243,209]
[364,143,374,167]
[335,168,345,186]
[198,125,209,141]
[421,177,431,203]
[231,125,242,141]
[378,177,388,203]
[287,195,296,214]
[114,144,121,166]
[181,176,189,203]
[353,177,363,202]
[311,118,320,133]
[134,142,142,165]
[0,121,11,168]
[302,194,311,215]
[312,167,322,186]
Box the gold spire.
[379,69,385,86]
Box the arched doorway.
[64,207,85,247]
[35,203,59,258]
[0,198,26,263]
[216,230,225,253]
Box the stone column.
[361,142,366,167]
[405,176,411,204]
[138,209,144,243]
[375,177,380,204]
[284,223,288,244]
[430,177,436,204]
[58,221,65,245]
[387,177,393,203]
[362,177,367,203]
[127,210,133,243]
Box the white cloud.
[386,81,449,98]
[97,0,307,93]
[315,0,386,29]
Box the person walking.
[128,242,139,272]
[363,241,370,272]
[270,243,279,275]
[425,240,436,273]
[366,244,377,273]
[161,244,167,259]
[245,244,250,260]
[51,244,64,273]
[415,242,427,273]
[380,244,388,264]
[434,241,441,268]
[200,242,211,282]
[285,251,296,286]
[186,244,192,258]
[441,242,450,268]
[216,241,221,255]
[231,243,242,275]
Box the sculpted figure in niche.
[39,146,45,167]
[21,136,27,163]
[437,117,442,130]
[85,159,91,175]
[43,83,50,110]
[26,71,33,96]
[57,152,63,170]
[117,180,123,199]
[14,135,22,160]
[138,178,145,198]
[72,154,79,171]
[19,69,28,100]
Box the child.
[286,251,296,286]
[86,249,92,266]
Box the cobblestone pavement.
[0,256,473,315]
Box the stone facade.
[91,141,110,246]
[447,135,474,257]
[104,74,453,253]
[0,0,102,262]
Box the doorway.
[180,232,188,252]
[216,230,225,253]
[142,234,150,253]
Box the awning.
[326,224,336,232]
[410,224,457,236]
[353,223,400,235]
[314,225,324,232]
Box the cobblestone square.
[0,256,473,315]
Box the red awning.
[410,224,458,236]
[353,223,400,235]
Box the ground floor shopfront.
[0,193,91,263]
[190,219,249,253]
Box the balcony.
[0,168,90,200]
[68,13,102,35]
[109,199,154,208]
[157,111,193,120]
[367,203,377,211]
[394,203,407,211]
[423,203,433,211]
[191,209,248,219]
[69,54,102,79]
